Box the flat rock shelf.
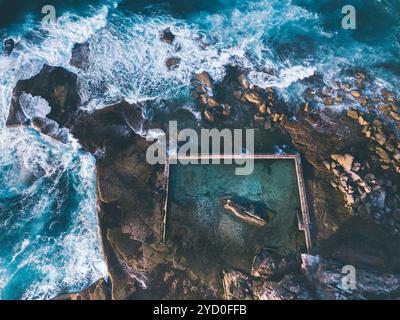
[162,155,311,292]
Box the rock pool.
[166,158,307,292]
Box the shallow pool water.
[167,159,306,289]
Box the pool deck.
[161,154,312,252]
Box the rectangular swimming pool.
[162,155,311,291]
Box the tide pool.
[167,159,306,292]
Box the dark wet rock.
[31,117,70,144]
[223,270,254,300]
[160,28,175,45]
[194,71,213,89]
[252,249,297,279]
[302,254,400,300]
[7,65,81,127]
[70,42,91,70]
[203,109,215,123]
[223,268,313,300]
[54,279,110,300]
[253,273,313,300]
[151,267,219,300]
[284,109,365,169]
[3,38,15,56]
[70,100,144,153]
[6,101,30,126]
[318,216,400,272]
[165,57,181,70]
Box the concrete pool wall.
[161,154,312,252]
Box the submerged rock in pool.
[223,199,272,227]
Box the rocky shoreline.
[5,33,400,299]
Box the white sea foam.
[0,6,110,299]
[0,128,107,300]
[19,93,51,119]
[72,0,330,111]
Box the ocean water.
[0,128,107,300]
[0,0,399,299]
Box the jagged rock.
[373,132,386,145]
[107,228,165,273]
[31,117,69,144]
[324,97,333,106]
[244,92,263,105]
[195,71,213,89]
[322,160,331,170]
[253,274,313,300]
[221,104,232,117]
[390,111,400,122]
[251,249,297,280]
[3,38,15,55]
[347,109,359,120]
[358,116,368,126]
[302,254,400,300]
[97,166,125,203]
[207,96,219,108]
[284,109,364,169]
[7,65,80,127]
[71,100,143,152]
[335,96,344,103]
[348,171,362,182]
[358,96,368,107]
[223,271,254,300]
[304,102,310,112]
[259,103,267,114]
[252,250,279,278]
[223,269,312,300]
[204,109,214,122]
[54,279,110,300]
[238,74,251,89]
[165,57,181,70]
[331,154,354,172]
[198,94,207,105]
[160,28,175,44]
[70,42,91,70]
[375,146,391,163]
[8,63,400,300]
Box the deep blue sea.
[0,0,399,299]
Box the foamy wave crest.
[77,14,242,109]
[0,6,109,128]
[0,128,107,300]
[75,0,327,110]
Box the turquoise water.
[0,0,399,299]
[167,159,306,289]
[0,128,107,299]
